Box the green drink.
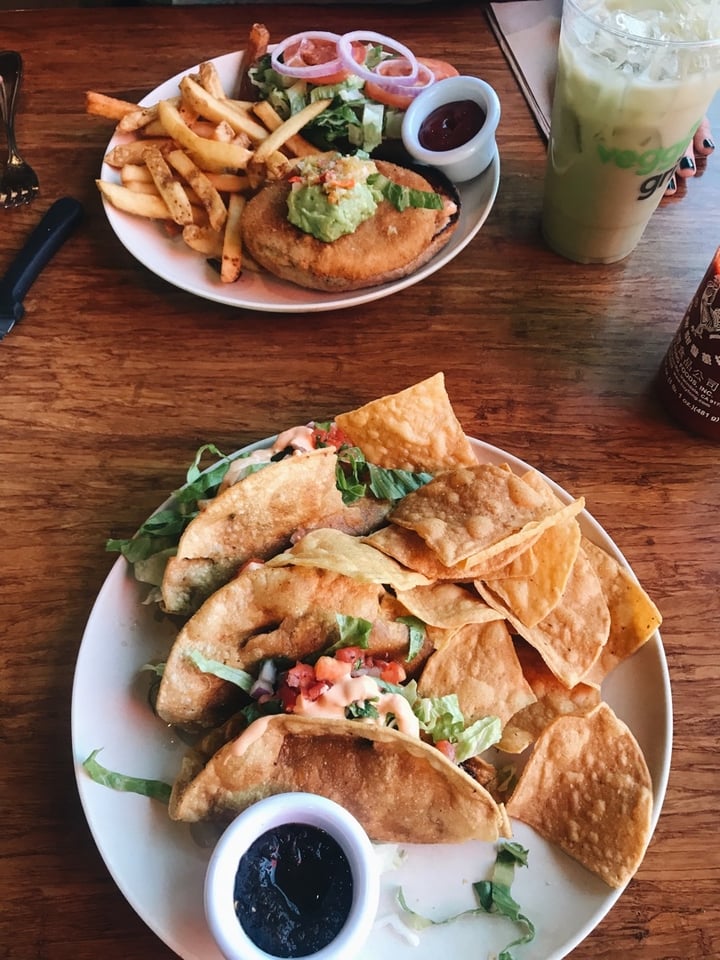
[542,0,720,264]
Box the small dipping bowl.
[401,74,501,183]
[204,793,380,960]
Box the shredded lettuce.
[453,715,502,763]
[323,613,373,655]
[411,692,501,760]
[139,661,165,677]
[396,615,426,661]
[82,749,172,804]
[106,442,232,562]
[186,649,254,691]
[413,693,465,742]
[397,841,535,959]
[474,842,535,960]
[336,445,432,504]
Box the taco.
[155,563,392,729]
[169,713,509,845]
[161,446,390,616]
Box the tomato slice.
[283,38,366,86]
[364,57,459,110]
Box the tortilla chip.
[161,448,345,615]
[498,641,601,753]
[389,462,585,569]
[266,527,431,590]
[482,516,582,628]
[506,702,653,888]
[156,564,386,729]
[334,372,477,472]
[477,545,610,689]
[169,713,509,844]
[580,538,663,686]
[394,582,503,631]
[365,521,542,582]
[418,619,536,726]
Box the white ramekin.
[204,792,380,960]
[401,74,501,182]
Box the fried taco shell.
[156,564,387,729]
[169,713,509,845]
[161,447,370,616]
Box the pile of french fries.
[88,52,330,283]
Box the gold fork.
[0,51,39,208]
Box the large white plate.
[72,436,671,960]
[99,51,500,313]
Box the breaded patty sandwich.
[242,153,460,292]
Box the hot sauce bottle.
[656,246,720,440]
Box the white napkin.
[487,0,562,139]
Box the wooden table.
[1,4,718,958]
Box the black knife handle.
[0,196,84,310]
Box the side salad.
[248,29,459,154]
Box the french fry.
[104,138,173,167]
[221,193,246,283]
[86,90,139,121]
[166,148,227,232]
[179,75,270,143]
[251,99,331,164]
[120,163,153,184]
[251,100,319,157]
[205,172,250,193]
[117,103,160,133]
[96,179,171,220]
[143,144,194,226]
[157,99,253,172]
[246,149,290,190]
[197,61,226,99]
[125,181,161,197]
[140,119,168,137]
[182,224,224,258]
[213,121,236,143]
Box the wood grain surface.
[0,4,718,959]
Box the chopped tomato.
[276,683,298,712]
[364,57,459,110]
[335,645,367,664]
[277,662,330,711]
[379,660,406,685]
[312,422,353,450]
[435,739,456,761]
[314,655,353,683]
[284,662,317,689]
[283,37,366,86]
[304,680,330,702]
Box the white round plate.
[72,436,671,960]
[98,51,500,313]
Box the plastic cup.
[541,0,720,264]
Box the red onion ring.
[337,30,420,87]
[270,30,345,80]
